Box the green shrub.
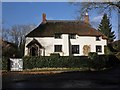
[88,52,107,70]
[116,52,120,60]
[97,55,107,69]
[2,57,9,70]
[88,52,98,60]
[105,55,120,67]
[104,45,114,55]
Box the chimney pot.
[84,12,89,24]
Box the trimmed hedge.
[23,56,89,69]
[23,55,120,70]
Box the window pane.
[96,45,102,52]
[54,45,62,52]
[72,45,79,54]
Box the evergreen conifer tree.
[98,14,116,43]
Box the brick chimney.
[84,12,89,24]
[42,13,46,23]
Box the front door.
[31,47,38,56]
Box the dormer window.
[69,34,76,39]
[96,36,100,41]
[55,33,62,39]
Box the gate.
[10,58,23,71]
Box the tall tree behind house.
[98,13,116,43]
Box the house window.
[72,45,79,54]
[55,33,62,39]
[54,45,62,52]
[96,36,100,41]
[96,45,102,52]
[69,34,76,39]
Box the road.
[2,65,120,89]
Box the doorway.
[30,45,38,56]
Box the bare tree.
[2,28,9,41]
[2,24,36,57]
[71,1,120,40]
[8,24,36,46]
[72,1,120,19]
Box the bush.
[104,45,114,55]
[2,57,9,70]
[88,52,98,60]
[88,52,107,70]
[116,52,120,61]
[105,55,120,67]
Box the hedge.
[23,56,88,69]
[2,55,119,70]
[23,55,120,70]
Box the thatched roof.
[26,20,107,39]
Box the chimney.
[84,12,89,24]
[42,13,46,23]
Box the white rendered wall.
[70,35,107,55]
[25,34,107,56]
[62,34,69,56]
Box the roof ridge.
[47,20,84,22]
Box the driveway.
[2,65,120,88]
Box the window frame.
[54,45,62,52]
[72,45,79,54]
[96,45,102,52]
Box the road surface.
[2,65,120,89]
